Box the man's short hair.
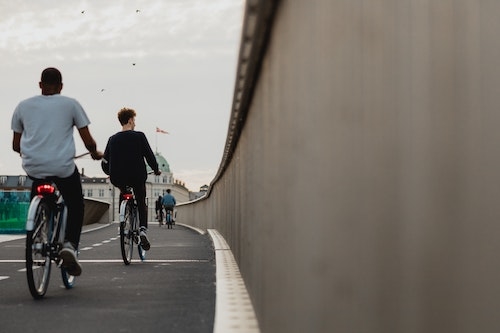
[41,67,62,85]
[117,108,136,125]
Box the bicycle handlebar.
[74,152,91,159]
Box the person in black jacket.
[102,107,161,250]
[155,195,164,226]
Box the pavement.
[0,222,260,333]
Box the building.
[81,152,190,221]
[1,152,192,223]
[189,184,209,201]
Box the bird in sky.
[136,9,141,13]
[81,10,85,14]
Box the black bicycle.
[25,181,76,299]
[157,208,164,227]
[165,208,173,229]
[119,187,146,264]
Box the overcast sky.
[0,0,244,191]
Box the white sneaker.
[59,242,82,276]
[139,229,151,251]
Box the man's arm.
[78,126,103,160]
[12,132,21,154]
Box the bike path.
[0,223,215,332]
[0,222,260,333]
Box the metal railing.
[0,191,30,233]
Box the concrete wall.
[178,1,500,332]
[83,198,109,225]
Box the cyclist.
[162,189,176,227]
[155,195,164,226]
[11,67,103,276]
[101,108,161,250]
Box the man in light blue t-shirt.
[11,67,103,276]
[162,189,176,210]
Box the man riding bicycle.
[102,108,161,250]
[11,67,103,276]
[155,195,164,225]
[161,189,176,225]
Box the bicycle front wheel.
[120,201,134,265]
[61,268,76,289]
[26,200,52,299]
[138,243,146,261]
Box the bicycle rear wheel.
[26,200,52,299]
[166,210,172,228]
[120,201,134,265]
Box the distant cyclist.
[11,67,103,276]
[155,195,164,226]
[102,108,161,250]
[162,189,176,225]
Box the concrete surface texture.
[176,1,500,332]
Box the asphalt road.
[0,222,216,333]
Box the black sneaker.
[59,242,82,276]
[139,228,151,251]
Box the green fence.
[0,191,30,234]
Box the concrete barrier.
[179,1,500,332]
[83,198,109,225]
[0,197,108,233]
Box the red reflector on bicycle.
[123,193,133,200]
[37,184,55,194]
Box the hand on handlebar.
[75,151,103,160]
[90,150,104,160]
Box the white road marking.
[1,259,208,264]
[0,235,24,243]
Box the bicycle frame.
[165,209,173,229]
[119,191,136,223]
[25,182,74,299]
[119,188,146,264]
[29,184,67,248]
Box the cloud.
[0,1,243,62]
[0,0,244,191]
